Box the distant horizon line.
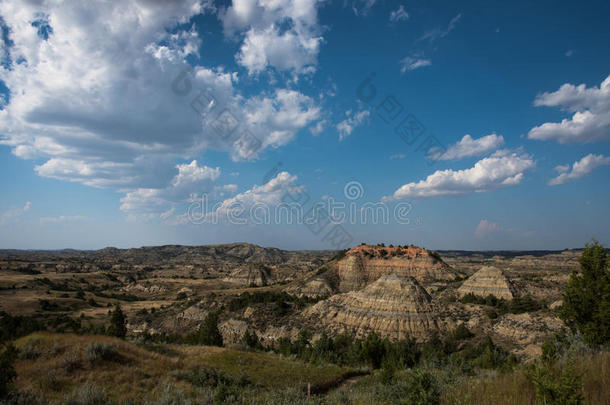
[0,241,594,254]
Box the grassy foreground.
[7,332,361,404]
[5,332,610,404]
[441,350,610,405]
[322,349,610,405]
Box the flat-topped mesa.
[335,244,457,292]
[457,265,516,300]
[303,274,439,341]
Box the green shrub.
[0,313,43,344]
[155,384,205,405]
[86,342,118,362]
[384,335,420,369]
[188,312,223,347]
[379,359,396,385]
[106,304,126,338]
[241,330,262,350]
[451,336,517,371]
[17,341,42,360]
[178,365,250,389]
[65,384,108,405]
[227,291,320,313]
[560,240,610,346]
[401,369,441,405]
[541,330,590,363]
[460,293,545,315]
[510,295,545,313]
[60,350,82,373]
[0,343,18,399]
[451,324,474,341]
[528,359,583,405]
[373,369,440,405]
[362,333,386,369]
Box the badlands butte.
[0,242,578,359]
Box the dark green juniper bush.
[560,240,610,346]
[106,303,127,339]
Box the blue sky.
[0,0,609,250]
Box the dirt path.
[333,374,366,391]
[310,371,369,395]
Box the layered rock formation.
[457,266,515,300]
[304,274,439,340]
[335,245,457,292]
[285,277,334,298]
[219,319,248,344]
[492,312,563,360]
[222,266,274,286]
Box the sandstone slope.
[457,265,516,300]
[222,266,274,287]
[303,274,439,340]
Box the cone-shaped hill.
[457,266,516,300]
[303,274,439,341]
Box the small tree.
[402,369,441,405]
[560,240,610,346]
[362,332,386,369]
[242,330,261,350]
[293,329,312,357]
[529,358,583,405]
[192,311,223,347]
[106,303,127,338]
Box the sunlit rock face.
[335,245,457,292]
[457,266,516,300]
[304,274,439,341]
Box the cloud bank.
[0,0,321,221]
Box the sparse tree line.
[458,292,547,317]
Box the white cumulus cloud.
[220,0,323,76]
[548,153,610,185]
[119,160,226,218]
[528,75,610,143]
[428,133,504,161]
[383,150,535,200]
[204,171,301,223]
[0,1,320,220]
